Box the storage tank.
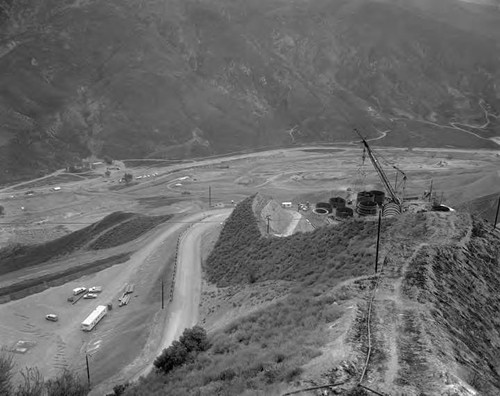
[315,202,333,213]
[329,197,346,209]
[336,207,354,218]
[357,191,374,203]
[370,190,385,206]
[356,200,378,216]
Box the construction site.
[300,129,458,226]
[0,135,499,395]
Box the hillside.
[0,211,171,276]
[1,0,499,183]
[120,196,500,395]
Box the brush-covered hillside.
[120,195,500,396]
[1,0,500,183]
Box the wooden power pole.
[375,210,382,273]
[494,195,500,229]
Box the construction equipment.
[353,128,404,205]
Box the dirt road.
[282,211,302,237]
[91,209,231,395]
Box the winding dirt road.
[91,209,231,395]
[136,210,231,378]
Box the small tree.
[123,173,133,184]
[0,352,14,395]
[103,155,113,165]
[104,170,111,177]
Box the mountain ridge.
[0,0,499,184]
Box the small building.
[281,202,292,208]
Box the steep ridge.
[1,0,499,183]
[340,212,500,395]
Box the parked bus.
[81,305,107,331]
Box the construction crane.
[353,128,403,205]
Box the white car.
[88,286,102,293]
[83,293,98,299]
[45,314,59,322]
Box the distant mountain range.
[0,0,499,183]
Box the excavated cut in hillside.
[0,211,172,275]
[206,195,393,287]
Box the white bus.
[81,305,107,331]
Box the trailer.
[73,287,87,296]
[81,305,107,331]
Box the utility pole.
[494,195,500,229]
[375,210,382,274]
[161,279,164,310]
[208,186,211,208]
[429,179,433,202]
[85,353,91,389]
[266,215,271,234]
[394,171,398,193]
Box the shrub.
[154,326,209,374]
[0,353,14,395]
[43,369,87,396]
[154,340,188,374]
[179,325,210,353]
[123,173,133,184]
[103,155,113,165]
[111,382,131,396]
[15,367,44,396]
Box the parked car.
[88,286,102,293]
[45,314,59,322]
[83,293,98,299]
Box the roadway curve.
[135,210,231,378]
[91,209,231,395]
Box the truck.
[81,305,107,331]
